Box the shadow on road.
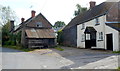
[1,47,23,52]
[50,47,118,69]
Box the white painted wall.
[77,15,120,51]
[77,15,106,49]
[105,25,120,51]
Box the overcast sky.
[0,0,108,25]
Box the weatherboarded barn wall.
[62,25,77,47]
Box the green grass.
[54,45,64,51]
[113,51,120,53]
[3,45,34,52]
[118,67,120,70]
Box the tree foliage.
[0,5,18,26]
[57,30,63,45]
[74,4,87,16]
[2,21,16,45]
[54,21,66,28]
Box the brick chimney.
[89,1,96,9]
[31,10,36,18]
[10,20,14,33]
[21,18,25,23]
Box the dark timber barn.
[13,10,56,48]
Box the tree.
[0,5,18,45]
[57,30,63,45]
[54,21,66,32]
[74,4,87,16]
[54,21,66,28]
[2,21,16,45]
[0,5,18,26]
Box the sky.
[0,0,108,25]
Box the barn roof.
[25,28,56,38]
[63,2,117,30]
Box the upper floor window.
[95,18,100,25]
[36,22,42,27]
[81,23,85,30]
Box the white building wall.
[77,15,106,49]
[105,25,119,51]
[77,15,120,51]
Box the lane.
[0,47,2,70]
[2,47,63,69]
[1,47,119,69]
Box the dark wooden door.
[106,34,113,51]
[91,32,96,47]
[85,40,91,48]
[85,32,96,49]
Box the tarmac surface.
[1,47,119,69]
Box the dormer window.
[95,18,100,25]
[36,22,42,27]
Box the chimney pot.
[89,1,96,9]
[10,20,14,33]
[31,10,36,18]
[21,18,25,23]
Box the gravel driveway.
[1,46,119,69]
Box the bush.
[57,30,63,45]
[5,40,11,45]
[5,40,15,45]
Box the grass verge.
[113,51,120,53]
[3,45,34,52]
[118,67,120,70]
[54,45,64,51]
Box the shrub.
[57,30,63,45]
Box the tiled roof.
[14,13,52,32]
[106,23,120,31]
[63,2,116,30]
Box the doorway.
[106,34,113,51]
[84,27,97,49]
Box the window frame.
[98,32,103,41]
[81,34,85,42]
[95,18,100,26]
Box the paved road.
[1,47,119,69]
[0,47,2,70]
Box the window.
[81,34,85,42]
[36,22,42,27]
[81,23,85,29]
[86,34,90,40]
[95,18,100,25]
[98,32,103,41]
